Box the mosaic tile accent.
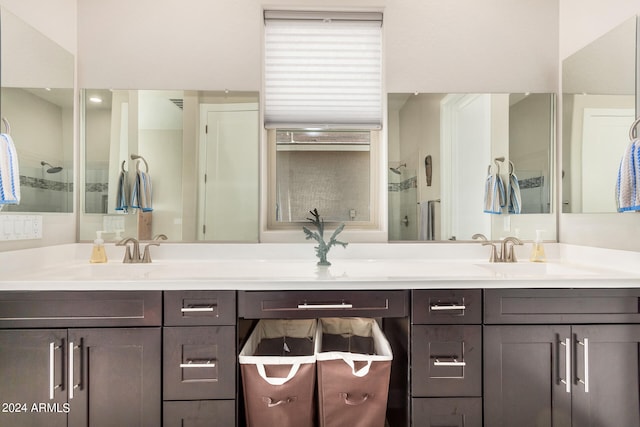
[20,175,73,192]
[86,182,108,193]
[389,176,417,192]
[519,175,544,189]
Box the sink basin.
[475,262,598,277]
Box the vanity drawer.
[163,400,235,427]
[411,325,482,397]
[412,289,482,324]
[164,291,236,326]
[0,291,162,328]
[484,288,640,324]
[163,326,236,400]
[411,397,482,427]
[238,290,408,319]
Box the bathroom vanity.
[0,243,639,427]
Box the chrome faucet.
[501,236,523,263]
[116,237,140,263]
[116,237,161,263]
[481,236,523,263]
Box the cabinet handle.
[68,341,81,400]
[560,338,571,393]
[180,359,217,368]
[68,341,74,399]
[297,302,353,309]
[181,306,215,313]
[430,304,466,311]
[49,342,62,400]
[433,358,466,367]
[578,338,589,393]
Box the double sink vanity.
[0,242,639,427]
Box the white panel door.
[199,104,258,241]
[581,108,634,213]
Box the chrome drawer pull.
[578,338,589,393]
[69,341,82,400]
[433,358,466,367]
[180,359,217,368]
[430,304,466,311]
[560,338,571,393]
[49,342,62,400]
[181,306,215,313]
[297,302,353,309]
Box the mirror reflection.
[562,16,637,213]
[80,89,259,242]
[0,7,74,213]
[388,93,555,242]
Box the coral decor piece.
[302,208,348,266]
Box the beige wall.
[77,0,558,93]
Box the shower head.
[389,163,407,175]
[41,161,63,174]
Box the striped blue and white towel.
[115,169,129,212]
[0,133,20,205]
[616,139,640,211]
[484,171,505,214]
[131,168,153,212]
[508,172,522,214]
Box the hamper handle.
[340,392,370,406]
[343,358,373,377]
[256,363,300,386]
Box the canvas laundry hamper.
[316,317,393,427]
[239,319,319,427]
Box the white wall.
[559,0,640,251]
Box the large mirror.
[562,16,637,213]
[0,7,74,213]
[80,89,259,242]
[388,93,555,242]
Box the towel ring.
[130,154,149,173]
[629,116,640,140]
[2,117,11,134]
[509,160,515,175]
[121,160,127,173]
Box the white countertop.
[1,242,639,291]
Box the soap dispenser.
[90,231,108,264]
[529,229,546,262]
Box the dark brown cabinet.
[484,289,640,427]
[0,291,162,427]
[484,325,572,427]
[411,290,483,427]
[0,329,69,427]
[163,291,237,427]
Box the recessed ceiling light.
[89,96,102,103]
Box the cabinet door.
[484,325,571,427]
[0,329,68,427]
[67,328,161,427]
[572,325,640,427]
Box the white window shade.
[264,12,382,129]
